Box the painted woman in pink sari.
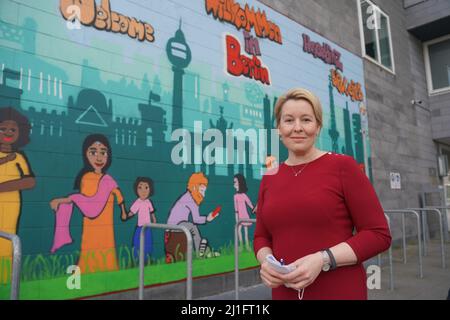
[50,134,127,273]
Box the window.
[424,35,450,95]
[146,128,153,147]
[357,0,395,73]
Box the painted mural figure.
[50,134,127,274]
[126,177,156,265]
[0,107,35,283]
[233,174,255,252]
[166,173,220,259]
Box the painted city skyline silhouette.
[0,17,371,269]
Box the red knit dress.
[253,153,391,300]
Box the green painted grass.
[0,246,258,300]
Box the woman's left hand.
[280,252,323,291]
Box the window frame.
[357,0,396,74]
[423,34,450,96]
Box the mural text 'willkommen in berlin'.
[205,0,282,44]
[60,0,155,42]
[225,34,271,85]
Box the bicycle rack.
[408,208,446,269]
[384,210,423,278]
[0,231,21,300]
[234,218,257,300]
[138,223,193,300]
[377,214,394,290]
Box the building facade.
[261,0,450,230]
[0,0,449,299]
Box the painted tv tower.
[166,20,192,132]
[328,74,340,153]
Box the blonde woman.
[254,88,391,300]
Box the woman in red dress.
[254,88,391,300]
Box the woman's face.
[0,120,19,146]
[233,177,239,191]
[86,142,108,173]
[278,99,321,155]
[137,182,150,199]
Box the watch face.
[322,264,330,272]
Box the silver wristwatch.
[321,250,331,272]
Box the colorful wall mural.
[0,0,371,299]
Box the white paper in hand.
[265,254,296,274]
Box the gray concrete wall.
[357,0,439,236]
[430,92,450,144]
[260,0,441,239]
[259,0,362,56]
[404,0,450,30]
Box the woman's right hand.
[259,260,286,289]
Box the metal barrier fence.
[139,223,193,300]
[235,214,397,296]
[0,231,21,300]
[234,218,257,300]
[233,207,445,295]
[384,210,423,278]
[408,208,446,268]
[377,214,394,290]
[425,206,450,242]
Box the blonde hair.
[274,88,323,128]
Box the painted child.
[233,174,255,251]
[128,177,156,264]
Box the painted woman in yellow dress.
[0,107,35,284]
[50,134,127,274]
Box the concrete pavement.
[200,239,450,300]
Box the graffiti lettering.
[205,0,282,44]
[226,34,270,85]
[331,69,364,102]
[60,0,155,42]
[244,31,261,56]
[303,34,343,71]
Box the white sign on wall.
[390,172,401,190]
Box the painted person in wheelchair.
[166,172,220,259]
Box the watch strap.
[324,248,337,270]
